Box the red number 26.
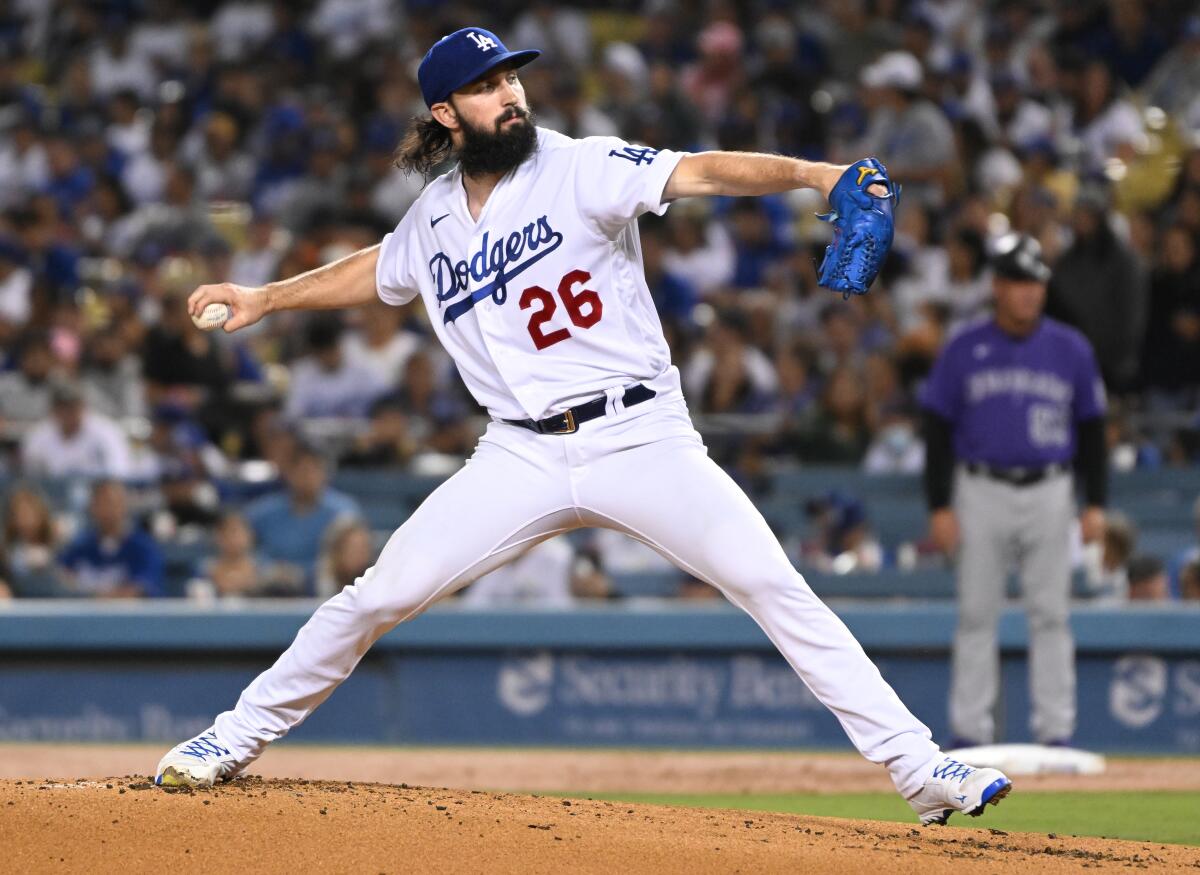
[520,269,604,351]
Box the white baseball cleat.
[907,755,1013,826]
[155,726,243,788]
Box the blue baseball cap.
[417,28,540,108]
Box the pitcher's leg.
[1019,476,1075,743]
[950,473,1012,745]
[215,431,575,764]
[577,433,939,798]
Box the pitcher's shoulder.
[535,127,579,152]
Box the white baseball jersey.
[375,128,687,420]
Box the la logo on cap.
[466,31,498,51]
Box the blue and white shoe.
[155,726,243,788]
[907,756,1012,826]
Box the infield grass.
[570,791,1200,846]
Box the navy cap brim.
[429,49,541,106]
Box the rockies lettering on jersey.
[375,129,689,422]
[920,317,1105,467]
[966,368,1072,405]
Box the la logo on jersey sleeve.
[608,146,660,166]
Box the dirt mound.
[3,745,1197,794]
[2,777,1197,874]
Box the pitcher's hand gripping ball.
[817,157,899,298]
[192,302,231,331]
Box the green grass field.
[570,791,1200,846]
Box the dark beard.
[455,107,538,176]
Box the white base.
[945,743,1106,776]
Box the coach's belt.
[965,461,1069,487]
[503,384,657,435]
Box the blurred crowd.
[1,0,1199,602]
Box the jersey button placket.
[472,269,509,381]
[471,252,535,418]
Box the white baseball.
[192,302,231,331]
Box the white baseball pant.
[214,395,941,796]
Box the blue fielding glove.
[816,157,900,298]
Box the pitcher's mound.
[2,777,1196,874]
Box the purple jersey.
[920,317,1106,467]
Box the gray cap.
[990,232,1051,282]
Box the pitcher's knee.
[351,567,435,628]
[734,568,816,606]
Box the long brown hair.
[393,114,453,178]
[2,484,57,548]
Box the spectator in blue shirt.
[637,216,696,339]
[724,196,793,290]
[244,444,361,593]
[59,480,164,598]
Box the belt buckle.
[549,409,577,435]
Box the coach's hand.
[188,282,269,333]
[1079,506,1106,543]
[929,508,959,556]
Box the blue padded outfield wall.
[1,603,1198,753]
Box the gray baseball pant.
[949,468,1075,744]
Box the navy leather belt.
[966,461,1069,487]
[503,384,657,435]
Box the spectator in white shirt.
[511,1,592,68]
[1063,59,1143,173]
[228,212,284,290]
[20,381,134,480]
[0,115,50,211]
[89,28,156,101]
[285,317,388,421]
[342,299,420,390]
[684,309,779,414]
[308,0,398,61]
[991,72,1053,150]
[121,121,179,207]
[105,90,151,159]
[462,537,610,607]
[128,0,192,72]
[189,112,256,202]
[0,237,33,342]
[209,1,276,62]
[0,331,57,425]
[662,202,736,298]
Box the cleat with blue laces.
[906,756,1012,826]
[155,727,243,788]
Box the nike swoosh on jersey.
[431,213,450,228]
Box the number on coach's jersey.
[520,269,605,351]
[608,146,659,166]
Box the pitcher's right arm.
[188,243,382,332]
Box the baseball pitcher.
[156,29,1010,826]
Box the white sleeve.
[574,137,688,239]
[100,420,134,480]
[375,210,421,306]
[19,426,46,474]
